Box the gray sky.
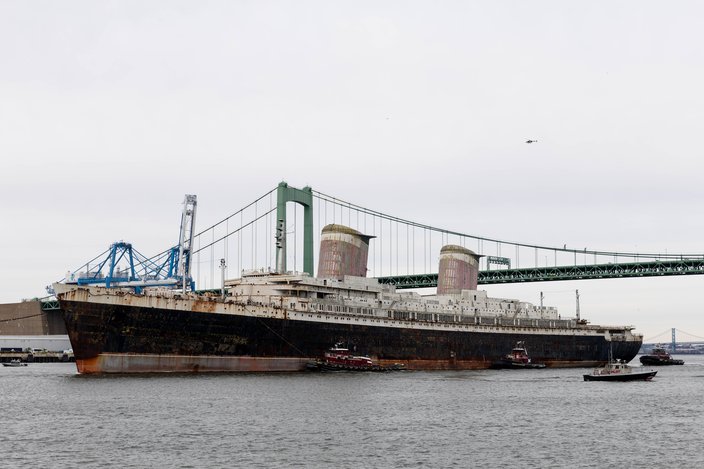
[2,1,703,341]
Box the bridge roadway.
[376,258,704,289]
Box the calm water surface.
[1,356,703,468]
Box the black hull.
[639,356,684,366]
[59,299,642,373]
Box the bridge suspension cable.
[673,329,704,342]
[643,329,675,343]
[188,188,279,289]
[644,328,704,343]
[312,189,703,261]
[181,182,704,288]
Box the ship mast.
[576,289,580,321]
[539,291,544,311]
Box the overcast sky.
[2,1,703,342]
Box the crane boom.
[177,194,197,291]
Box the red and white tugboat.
[639,345,684,366]
[307,344,404,372]
[490,341,546,369]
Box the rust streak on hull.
[76,354,311,374]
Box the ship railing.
[296,301,584,331]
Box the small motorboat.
[639,345,684,366]
[490,341,546,369]
[307,344,405,372]
[2,359,28,367]
[583,360,657,382]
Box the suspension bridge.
[643,328,704,352]
[58,181,704,296]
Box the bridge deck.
[377,259,704,289]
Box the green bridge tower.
[275,182,314,276]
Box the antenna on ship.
[539,292,544,312]
[220,258,226,299]
[576,289,580,321]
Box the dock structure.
[0,350,74,363]
[0,300,70,362]
[0,300,66,335]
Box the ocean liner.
[55,224,642,373]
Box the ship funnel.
[437,245,481,294]
[317,224,374,279]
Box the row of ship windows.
[292,302,514,320]
[311,304,376,315]
[290,301,517,314]
[304,303,476,318]
[294,312,575,334]
[284,308,566,329]
[246,303,563,329]
[307,303,479,314]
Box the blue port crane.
[57,195,198,293]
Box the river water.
[1,356,703,468]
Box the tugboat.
[639,345,685,366]
[583,359,657,382]
[306,344,405,372]
[490,341,546,369]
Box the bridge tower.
[275,182,314,275]
[671,328,677,353]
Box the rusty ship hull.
[56,283,642,374]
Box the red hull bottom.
[74,354,607,373]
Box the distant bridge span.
[377,258,704,289]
